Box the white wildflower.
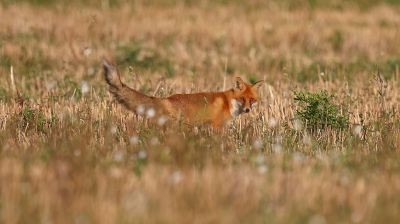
[87,67,95,76]
[268,117,277,128]
[293,119,303,131]
[157,115,168,126]
[138,150,147,160]
[130,135,139,145]
[353,125,362,138]
[136,105,145,115]
[81,81,90,94]
[83,47,92,57]
[74,150,81,157]
[146,108,155,118]
[113,151,124,162]
[258,164,268,174]
[253,139,263,150]
[150,137,159,145]
[170,171,183,184]
[292,152,305,163]
[110,126,117,135]
[46,81,56,91]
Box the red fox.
[103,60,263,128]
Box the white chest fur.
[230,99,242,117]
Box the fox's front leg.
[211,113,227,129]
[212,119,223,129]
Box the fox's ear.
[252,80,264,90]
[234,77,246,91]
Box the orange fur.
[103,60,263,128]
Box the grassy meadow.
[1,0,400,223]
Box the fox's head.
[230,77,263,117]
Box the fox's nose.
[244,108,250,113]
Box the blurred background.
[1,1,400,224]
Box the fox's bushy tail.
[103,60,158,112]
[103,59,123,91]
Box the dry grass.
[1,1,400,223]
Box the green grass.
[1,2,400,223]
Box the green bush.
[294,90,349,131]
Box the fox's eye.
[250,98,256,105]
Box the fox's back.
[161,92,232,123]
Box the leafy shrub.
[294,90,349,131]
